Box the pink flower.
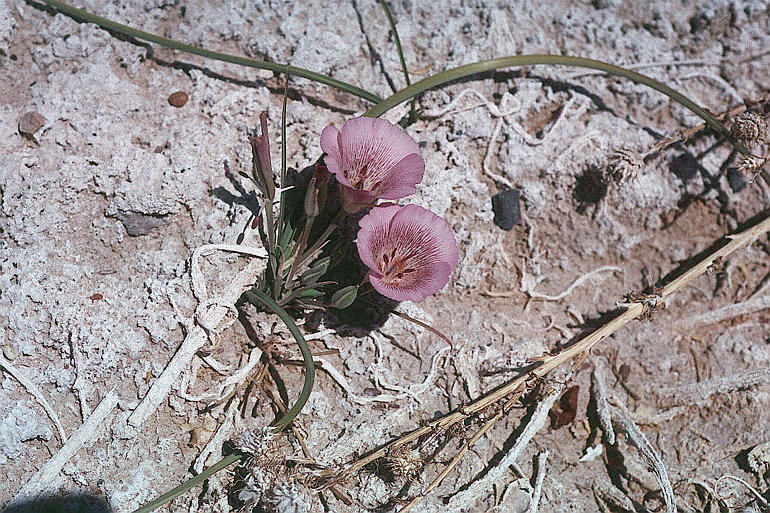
[356,204,459,303]
[321,117,425,212]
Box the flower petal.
[356,204,458,303]
[320,125,347,183]
[339,117,420,168]
[356,204,402,273]
[370,262,453,303]
[388,204,459,269]
[375,153,425,199]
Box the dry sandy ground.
[1,0,770,512]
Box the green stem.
[278,72,290,249]
[283,216,315,297]
[132,453,240,513]
[243,289,315,431]
[274,74,290,300]
[364,54,751,156]
[376,0,416,122]
[295,210,346,269]
[132,290,314,513]
[376,0,411,87]
[40,0,382,104]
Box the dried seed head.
[264,480,314,513]
[605,147,643,184]
[238,465,280,510]
[383,446,423,480]
[731,111,767,145]
[235,429,290,511]
[738,154,767,174]
[234,427,284,467]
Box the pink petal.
[356,204,401,272]
[339,117,420,168]
[388,204,459,269]
[370,262,453,303]
[320,125,348,185]
[356,204,459,303]
[375,153,425,200]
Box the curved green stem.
[132,290,314,513]
[376,0,411,88]
[40,0,383,104]
[242,289,315,431]
[364,54,751,156]
[132,453,240,513]
[376,0,416,122]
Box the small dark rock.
[167,91,189,107]
[491,189,521,230]
[113,210,168,236]
[727,167,745,192]
[18,111,46,139]
[549,385,580,429]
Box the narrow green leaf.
[330,285,359,309]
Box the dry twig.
[0,353,67,443]
[658,366,770,407]
[610,401,677,513]
[675,294,770,330]
[423,386,561,513]
[5,390,119,509]
[322,211,770,510]
[715,475,770,510]
[591,362,616,445]
[128,245,267,429]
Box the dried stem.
[610,401,677,513]
[432,388,561,513]
[325,210,770,496]
[591,362,616,445]
[39,0,382,104]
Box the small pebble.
[727,166,745,192]
[18,111,46,139]
[2,345,16,361]
[167,91,189,108]
[491,189,521,230]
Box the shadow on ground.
[2,493,111,513]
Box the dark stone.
[727,167,745,192]
[491,189,521,230]
[113,210,168,236]
[18,111,46,139]
[167,91,189,107]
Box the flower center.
[345,163,382,192]
[378,247,416,285]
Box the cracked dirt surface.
[1,0,770,511]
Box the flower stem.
[364,54,752,156]
[243,289,315,431]
[375,0,416,121]
[39,0,383,104]
[131,453,240,513]
[131,290,314,513]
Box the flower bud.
[250,111,275,200]
[304,177,321,218]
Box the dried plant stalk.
[326,211,770,506]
